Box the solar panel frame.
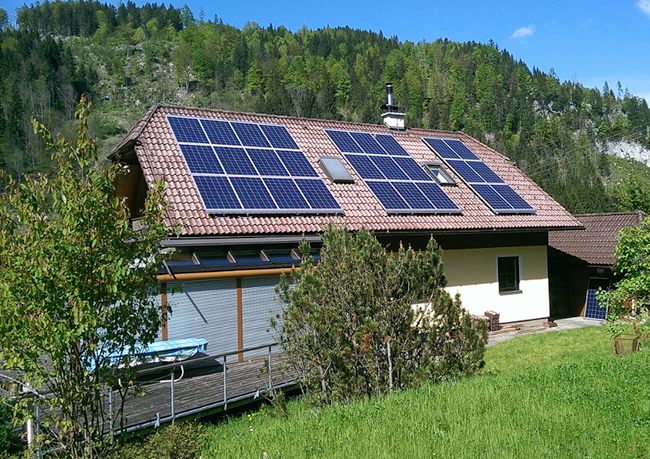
[167,115,342,214]
[325,129,461,214]
[422,137,535,214]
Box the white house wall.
[442,245,549,323]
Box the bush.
[0,401,22,458]
[273,224,487,404]
[104,421,207,459]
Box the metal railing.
[111,341,290,437]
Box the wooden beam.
[157,267,298,282]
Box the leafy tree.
[616,175,650,214]
[598,216,650,318]
[273,224,487,405]
[0,95,169,459]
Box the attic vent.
[380,83,406,130]
[318,156,355,184]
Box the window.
[424,162,456,186]
[498,256,520,293]
[318,156,355,184]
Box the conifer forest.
[1,1,650,213]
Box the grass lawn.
[197,326,650,458]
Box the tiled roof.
[112,105,582,237]
[548,211,647,266]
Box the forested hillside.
[2,0,650,213]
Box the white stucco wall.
[442,245,549,323]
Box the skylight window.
[424,162,456,186]
[318,156,355,184]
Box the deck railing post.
[268,345,272,390]
[108,386,114,444]
[223,355,228,411]
[170,367,175,425]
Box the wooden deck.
[117,353,295,432]
[0,343,298,439]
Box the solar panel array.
[324,130,461,214]
[167,116,342,214]
[422,138,535,214]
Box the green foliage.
[598,216,650,318]
[615,174,650,214]
[104,421,207,459]
[0,401,21,457]
[274,224,487,405]
[0,96,169,458]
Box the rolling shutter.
[242,276,284,359]
[166,278,238,356]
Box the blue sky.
[4,0,650,102]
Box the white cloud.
[638,0,650,17]
[511,26,535,39]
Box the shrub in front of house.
[274,224,488,405]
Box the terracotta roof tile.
[549,211,647,266]
[113,105,582,236]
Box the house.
[548,211,647,319]
[111,101,581,359]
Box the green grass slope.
[199,326,650,458]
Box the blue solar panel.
[247,149,289,176]
[366,181,409,211]
[416,182,461,210]
[472,184,511,210]
[447,159,485,183]
[343,154,385,180]
[584,288,608,320]
[276,150,320,177]
[423,138,459,159]
[324,130,363,153]
[230,177,276,209]
[493,184,534,211]
[201,119,240,146]
[350,132,387,155]
[327,129,461,213]
[168,116,208,144]
[168,115,341,214]
[214,146,258,176]
[584,278,610,320]
[370,156,409,180]
[295,179,341,210]
[265,178,309,209]
[231,122,271,148]
[392,182,436,209]
[194,176,241,210]
[260,124,299,150]
[375,134,409,156]
[445,139,480,160]
[422,137,535,214]
[179,144,223,174]
[393,157,432,181]
[470,161,505,183]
